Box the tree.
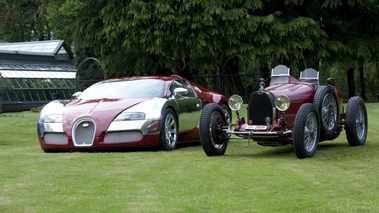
[49,0,333,97]
[46,0,83,45]
[317,0,379,99]
[43,0,379,100]
[0,0,51,41]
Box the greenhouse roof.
[0,70,75,79]
[0,63,76,79]
[0,40,62,53]
[0,63,75,71]
[0,40,73,58]
[0,40,76,112]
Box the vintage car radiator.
[248,92,275,125]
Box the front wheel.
[199,103,229,156]
[293,103,320,159]
[221,104,232,125]
[345,96,367,146]
[160,108,178,150]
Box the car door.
[169,80,202,132]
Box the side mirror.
[72,91,82,99]
[173,87,188,96]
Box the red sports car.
[37,75,230,152]
[199,65,368,158]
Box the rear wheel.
[313,86,338,137]
[345,96,367,146]
[293,103,320,159]
[160,108,178,150]
[199,103,229,156]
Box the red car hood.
[62,98,149,134]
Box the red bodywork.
[38,75,228,151]
[235,76,343,143]
[198,65,366,158]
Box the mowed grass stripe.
[0,103,378,212]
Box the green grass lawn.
[0,103,378,213]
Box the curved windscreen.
[77,79,165,99]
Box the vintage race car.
[37,75,230,152]
[199,65,368,158]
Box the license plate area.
[245,125,268,131]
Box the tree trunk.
[376,55,379,101]
[259,64,270,80]
[358,62,366,101]
[346,67,356,98]
[223,57,245,98]
[174,57,193,81]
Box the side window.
[169,80,196,98]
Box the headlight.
[275,95,290,111]
[114,112,145,121]
[228,94,243,111]
[43,114,63,123]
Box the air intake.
[72,118,96,146]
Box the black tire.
[345,96,367,146]
[313,86,338,137]
[160,108,178,150]
[199,103,229,156]
[293,103,320,159]
[221,104,232,125]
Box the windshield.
[77,79,165,99]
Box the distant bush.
[30,106,43,113]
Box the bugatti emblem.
[82,123,89,128]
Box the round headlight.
[228,94,243,111]
[275,95,290,111]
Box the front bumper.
[225,129,293,139]
[37,118,161,149]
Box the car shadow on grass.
[223,141,354,159]
[224,144,295,159]
[42,141,201,153]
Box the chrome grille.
[72,118,96,146]
[44,133,68,145]
[104,131,143,144]
[248,92,274,125]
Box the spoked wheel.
[345,96,367,146]
[293,103,320,159]
[313,86,338,137]
[221,104,232,125]
[199,103,229,156]
[160,108,178,150]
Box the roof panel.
[0,70,76,79]
[0,64,76,72]
[0,40,62,54]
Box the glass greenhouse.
[0,40,76,112]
